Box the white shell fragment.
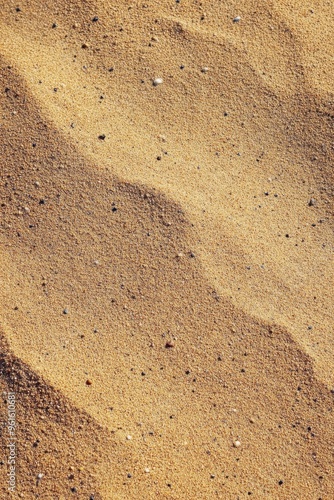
[153,77,163,86]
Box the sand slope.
[1,1,334,498]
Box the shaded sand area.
[0,1,334,498]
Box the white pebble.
[37,473,44,480]
[144,467,150,473]
[201,67,209,73]
[233,16,241,23]
[234,440,241,448]
[126,435,132,440]
[153,77,163,86]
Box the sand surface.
[1,1,334,498]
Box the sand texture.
[1,1,334,498]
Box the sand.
[0,1,334,498]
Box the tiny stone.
[63,308,69,314]
[233,16,241,23]
[308,198,316,206]
[126,435,132,440]
[98,134,106,140]
[165,341,174,348]
[127,473,132,478]
[201,67,209,73]
[92,16,99,22]
[52,23,57,28]
[37,473,43,480]
[233,440,241,448]
[86,379,92,386]
[144,467,150,473]
[153,77,163,86]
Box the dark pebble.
[92,16,99,22]
[98,134,106,140]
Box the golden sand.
[0,1,333,498]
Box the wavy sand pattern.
[0,1,334,498]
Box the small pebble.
[37,473,43,480]
[86,379,92,386]
[308,198,316,206]
[98,134,106,140]
[201,67,209,73]
[165,341,174,348]
[63,308,69,314]
[92,16,99,22]
[233,16,241,23]
[126,435,132,440]
[144,467,150,473]
[153,77,163,86]
[233,440,241,448]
